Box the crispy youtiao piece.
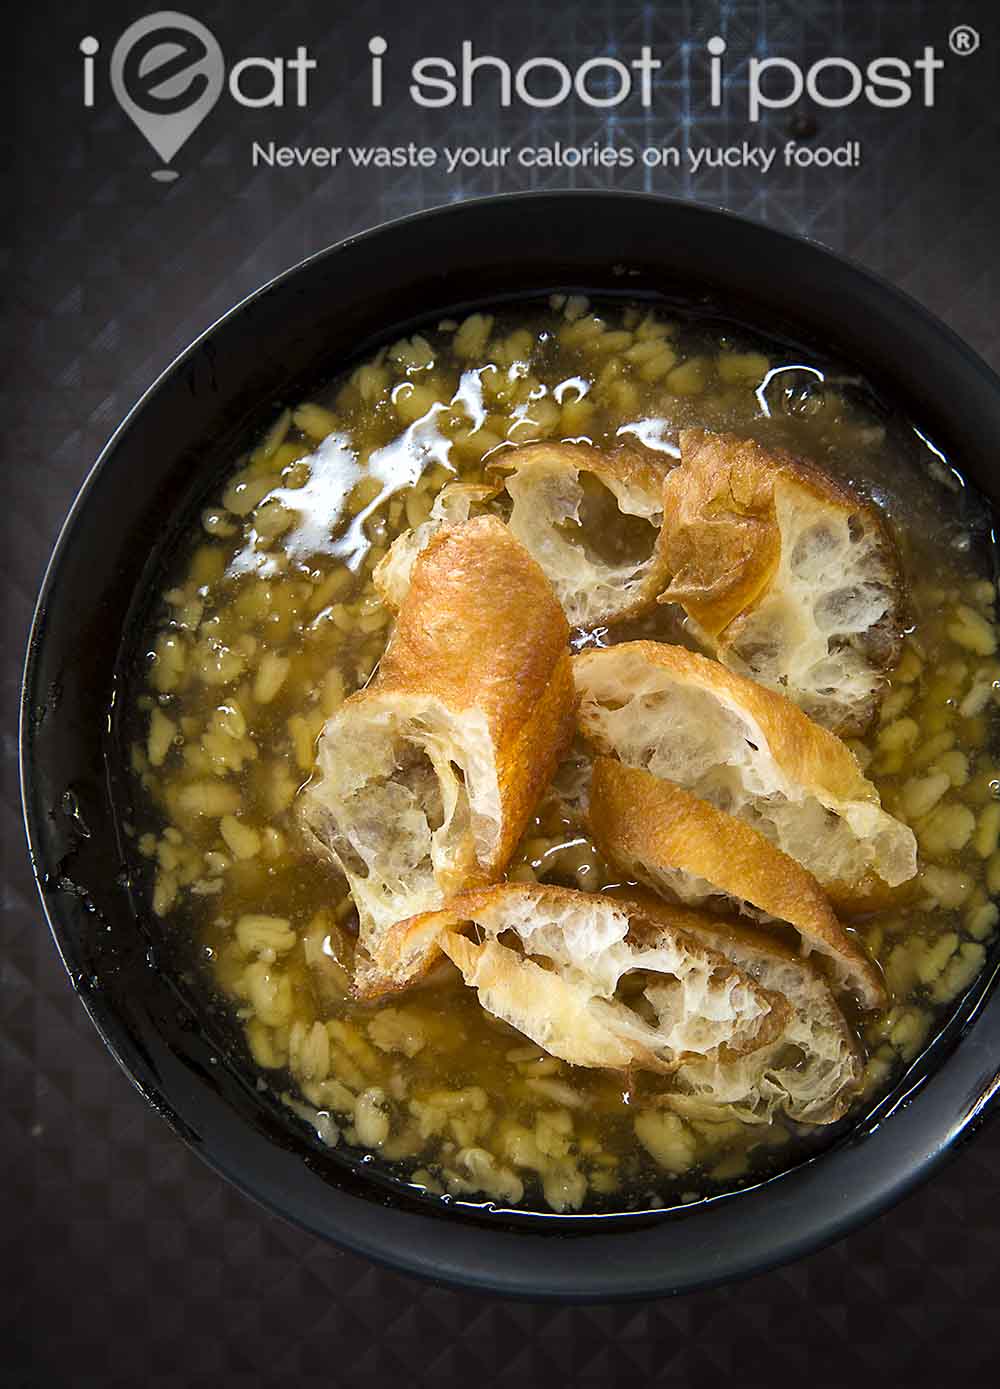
[574,641,917,914]
[658,429,904,734]
[301,518,576,985]
[589,758,886,1009]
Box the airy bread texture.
[487,440,671,627]
[658,429,904,734]
[300,518,576,982]
[652,908,863,1124]
[373,481,499,609]
[574,642,917,912]
[589,759,886,1009]
[373,884,786,1073]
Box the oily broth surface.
[128,296,1000,1213]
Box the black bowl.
[20,192,1000,1299]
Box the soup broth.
[126,296,999,1212]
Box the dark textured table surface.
[4,2,999,1383]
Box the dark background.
[4,1,999,1383]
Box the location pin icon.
[110,12,224,180]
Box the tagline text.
[251,139,863,174]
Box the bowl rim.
[19,190,1000,1300]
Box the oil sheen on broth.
[128,296,1000,1213]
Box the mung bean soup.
[127,295,999,1212]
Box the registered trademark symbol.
[949,24,980,55]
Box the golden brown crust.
[574,640,875,805]
[305,517,577,986]
[655,429,905,735]
[373,481,503,610]
[658,428,898,635]
[378,516,569,717]
[588,759,887,1010]
[371,515,577,875]
[656,430,783,635]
